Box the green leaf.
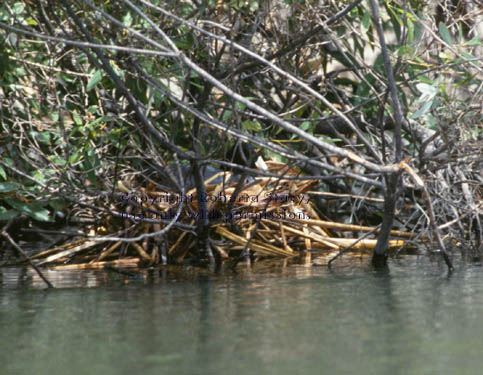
[242,120,262,132]
[416,83,438,101]
[249,1,259,12]
[439,22,453,46]
[413,20,423,44]
[87,70,103,92]
[26,17,38,26]
[397,45,414,57]
[320,137,342,143]
[108,128,120,143]
[8,33,18,47]
[264,150,283,162]
[407,17,414,44]
[0,207,19,221]
[362,10,371,32]
[50,112,59,122]
[0,182,20,193]
[467,35,482,46]
[0,166,6,180]
[12,2,25,15]
[455,74,476,88]
[410,100,433,119]
[73,112,83,125]
[123,12,133,28]
[461,52,475,60]
[300,121,311,131]
[32,170,47,185]
[29,131,51,145]
[235,101,246,111]
[68,149,82,164]
[173,34,194,49]
[221,111,231,122]
[4,198,53,222]
[426,114,437,130]
[417,75,434,84]
[49,155,67,167]
[1,157,14,167]
[86,116,110,131]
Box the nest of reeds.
[29,161,415,270]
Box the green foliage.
[86,70,104,92]
[0,0,480,230]
[3,197,52,222]
[0,182,21,193]
[438,22,453,46]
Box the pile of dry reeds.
[26,161,418,270]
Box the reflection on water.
[1,255,483,375]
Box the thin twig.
[1,222,54,288]
[328,224,382,266]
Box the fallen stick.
[1,229,54,288]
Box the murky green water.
[1,255,483,375]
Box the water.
[1,255,483,375]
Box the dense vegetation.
[0,0,481,273]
